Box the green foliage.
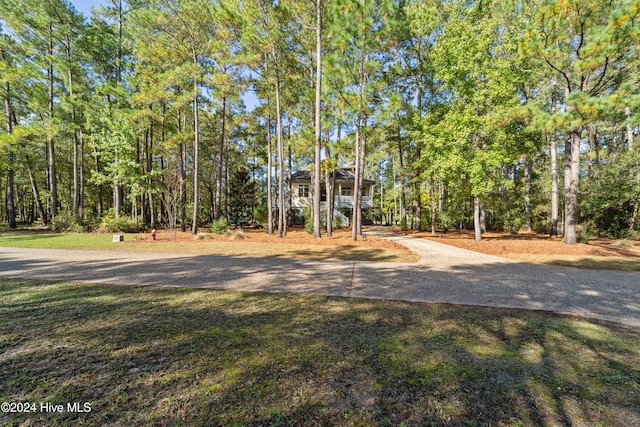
[211,218,228,235]
[503,209,525,235]
[2,0,639,244]
[302,206,314,235]
[576,222,596,244]
[580,151,640,236]
[98,210,140,233]
[362,208,380,226]
[51,212,87,233]
[227,170,256,226]
[438,212,454,232]
[253,204,268,225]
[334,214,343,229]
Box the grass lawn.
[2,279,639,426]
[0,230,417,263]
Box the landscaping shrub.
[503,209,525,235]
[334,214,343,229]
[211,218,228,234]
[253,203,268,225]
[51,212,87,232]
[438,212,454,232]
[98,209,140,233]
[576,222,596,244]
[302,205,345,233]
[302,206,313,234]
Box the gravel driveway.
[1,229,638,327]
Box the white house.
[290,167,375,225]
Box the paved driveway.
[1,229,638,327]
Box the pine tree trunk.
[525,157,532,232]
[312,0,322,239]
[93,147,103,218]
[564,128,582,245]
[356,121,365,237]
[288,134,293,227]
[550,133,559,237]
[267,113,273,235]
[430,184,436,235]
[5,150,16,229]
[274,54,287,238]
[398,134,407,228]
[147,113,155,229]
[352,125,362,241]
[177,109,186,232]
[79,128,85,218]
[48,24,57,222]
[24,153,46,225]
[474,195,482,241]
[215,96,226,220]
[4,81,16,228]
[191,71,200,235]
[414,181,422,231]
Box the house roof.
[290,168,375,184]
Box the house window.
[362,187,368,197]
[298,184,309,197]
[341,187,352,196]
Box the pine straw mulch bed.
[126,226,418,263]
[400,229,640,270]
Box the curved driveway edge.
[0,232,639,328]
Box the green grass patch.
[1,279,639,425]
[0,230,416,262]
[0,230,139,250]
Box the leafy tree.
[581,151,640,236]
[521,0,640,244]
[227,169,256,226]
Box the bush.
[211,218,228,234]
[503,209,525,235]
[576,222,596,244]
[98,209,140,233]
[438,212,454,232]
[254,204,268,224]
[302,206,314,234]
[51,212,87,232]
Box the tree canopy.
[1,0,638,243]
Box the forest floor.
[399,229,640,271]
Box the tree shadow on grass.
[2,280,640,426]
